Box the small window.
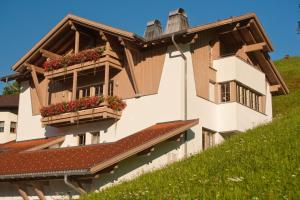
[0,121,4,132]
[202,128,215,150]
[91,132,100,144]
[10,122,17,133]
[220,82,230,102]
[78,134,86,146]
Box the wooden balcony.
[41,106,122,127]
[44,50,122,79]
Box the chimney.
[165,8,189,34]
[144,19,162,40]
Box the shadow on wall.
[44,119,116,138]
[88,130,195,192]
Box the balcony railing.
[40,96,126,127]
[44,48,122,79]
[41,106,122,126]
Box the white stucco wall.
[0,111,17,143]
[214,56,266,94]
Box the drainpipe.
[171,34,188,158]
[64,174,86,195]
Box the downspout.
[171,34,188,158]
[64,174,86,195]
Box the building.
[0,94,19,144]
[0,8,288,200]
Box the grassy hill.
[81,57,300,200]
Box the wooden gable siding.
[113,46,167,99]
[190,32,216,99]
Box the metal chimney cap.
[168,8,187,17]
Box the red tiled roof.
[0,94,19,109]
[0,119,198,179]
[0,137,61,153]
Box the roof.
[0,119,198,180]
[0,94,19,109]
[8,12,287,94]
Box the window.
[0,121,4,132]
[202,128,215,150]
[220,82,230,102]
[236,83,262,111]
[78,134,86,146]
[209,82,215,102]
[91,132,100,144]
[10,122,17,133]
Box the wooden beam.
[75,30,80,54]
[103,61,110,102]
[99,30,108,42]
[243,42,267,53]
[120,39,140,96]
[25,63,45,74]
[28,64,44,107]
[40,49,62,59]
[189,33,199,44]
[31,183,46,200]
[137,147,155,156]
[14,184,29,200]
[50,31,74,52]
[72,71,77,100]
[270,85,281,92]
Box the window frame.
[78,134,86,146]
[0,121,4,133]
[10,122,17,134]
[220,82,230,103]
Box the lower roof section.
[0,119,199,180]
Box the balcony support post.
[72,71,78,100]
[70,21,80,54]
[75,30,80,54]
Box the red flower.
[43,47,104,72]
[40,96,109,117]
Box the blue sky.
[0,0,299,90]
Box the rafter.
[40,49,62,60]
[243,42,267,53]
[24,63,45,74]
[270,85,281,92]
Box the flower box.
[40,96,126,126]
[43,48,122,79]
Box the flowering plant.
[106,96,127,111]
[40,95,126,117]
[43,47,104,72]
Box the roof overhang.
[0,119,198,181]
[11,14,144,72]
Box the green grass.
[81,57,300,200]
